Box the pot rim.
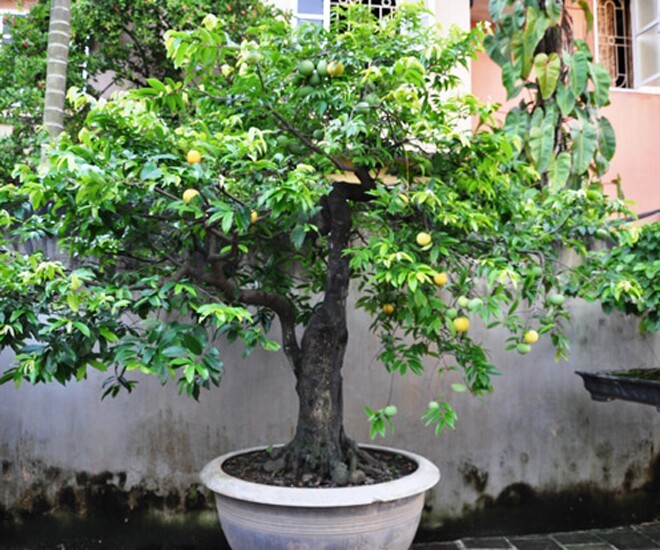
[200,444,440,508]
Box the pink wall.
[471,1,660,221]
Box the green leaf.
[569,50,589,97]
[546,0,563,23]
[489,0,506,21]
[146,78,167,93]
[577,0,594,32]
[590,63,611,107]
[504,108,530,139]
[534,52,561,100]
[99,328,119,343]
[67,292,80,313]
[290,225,306,249]
[570,120,598,175]
[140,162,162,181]
[520,7,549,79]
[502,61,523,99]
[548,152,571,191]
[528,112,555,172]
[556,83,576,116]
[597,116,616,161]
[72,322,91,337]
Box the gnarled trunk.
[281,187,356,482]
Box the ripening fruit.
[182,189,200,204]
[457,296,470,309]
[446,307,458,320]
[453,316,470,333]
[416,232,432,247]
[523,330,539,344]
[244,51,262,66]
[187,149,202,164]
[251,211,258,224]
[433,272,448,286]
[516,343,532,355]
[327,60,345,77]
[531,265,543,277]
[298,59,315,76]
[316,60,328,77]
[468,298,483,312]
[383,405,398,417]
[382,303,395,315]
[548,294,566,306]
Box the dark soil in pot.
[222,447,418,488]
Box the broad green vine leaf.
[484,34,508,68]
[590,63,611,107]
[520,7,550,79]
[546,0,563,24]
[548,152,571,191]
[569,50,589,97]
[489,0,507,21]
[597,116,616,161]
[577,0,594,32]
[529,125,554,173]
[556,82,576,116]
[503,60,523,99]
[534,52,561,100]
[504,108,530,139]
[570,120,598,175]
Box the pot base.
[201,445,440,550]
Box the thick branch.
[198,260,302,371]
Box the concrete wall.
[1,292,659,533]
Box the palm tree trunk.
[43,0,71,137]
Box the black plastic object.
[576,370,660,411]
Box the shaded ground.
[0,512,230,550]
[2,486,660,549]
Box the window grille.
[329,0,397,20]
[597,0,634,88]
[296,0,398,28]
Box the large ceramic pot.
[200,444,440,550]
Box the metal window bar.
[330,0,397,21]
[597,0,634,88]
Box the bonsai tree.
[0,2,642,483]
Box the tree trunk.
[282,187,355,482]
[43,0,71,138]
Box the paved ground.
[413,521,660,549]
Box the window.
[597,0,660,89]
[295,0,398,28]
[1,11,27,44]
[632,0,660,86]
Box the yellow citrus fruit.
[187,149,202,164]
[523,330,539,344]
[182,189,200,204]
[327,61,345,77]
[416,232,432,247]
[453,316,470,333]
[251,210,258,224]
[382,303,395,315]
[433,272,448,286]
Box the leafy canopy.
[0,3,644,435]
